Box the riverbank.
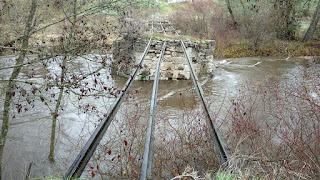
[215,39,320,58]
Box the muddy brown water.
[0,55,313,179]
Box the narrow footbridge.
[64,20,231,180]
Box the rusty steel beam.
[180,40,231,167]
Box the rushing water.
[0,55,313,179]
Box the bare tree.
[48,0,78,162]
[47,0,151,163]
[0,0,37,179]
[273,0,297,40]
[225,0,237,26]
[303,0,320,41]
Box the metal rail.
[180,40,231,167]
[148,21,170,25]
[159,22,167,35]
[151,21,154,33]
[167,21,180,35]
[140,41,167,180]
[169,20,231,166]
[64,37,153,179]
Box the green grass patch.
[144,33,207,44]
[157,2,184,14]
[213,170,262,180]
[215,171,235,180]
[158,3,175,14]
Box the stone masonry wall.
[112,39,215,80]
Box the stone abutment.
[112,39,216,80]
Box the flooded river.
[0,55,313,179]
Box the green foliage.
[215,171,235,180]
[214,171,261,180]
[150,33,200,42]
[140,74,147,80]
[158,3,175,14]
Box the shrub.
[223,62,320,179]
[81,87,221,179]
[170,0,226,40]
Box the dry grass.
[215,40,320,58]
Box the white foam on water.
[248,61,262,67]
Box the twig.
[0,46,41,55]
[0,79,40,85]
[25,162,33,180]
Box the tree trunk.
[0,0,37,179]
[48,0,77,162]
[274,0,296,40]
[225,0,237,26]
[303,0,320,41]
[239,0,246,17]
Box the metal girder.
[159,22,167,35]
[63,37,153,179]
[180,40,231,167]
[140,41,167,180]
[167,21,180,35]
